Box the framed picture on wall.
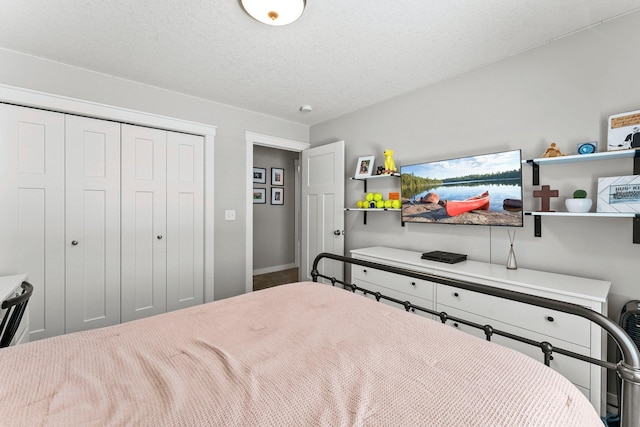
[253,188,266,204]
[271,188,284,205]
[253,167,266,184]
[271,168,284,186]
[354,156,375,178]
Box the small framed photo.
[253,188,266,204]
[597,175,640,213]
[354,156,375,178]
[607,110,640,151]
[253,167,266,184]
[271,187,284,205]
[271,168,284,186]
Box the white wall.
[253,145,298,272]
[0,48,308,300]
[311,11,640,322]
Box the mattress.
[0,282,601,426]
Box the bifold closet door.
[166,131,204,311]
[65,115,121,333]
[121,124,167,322]
[0,104,65,340]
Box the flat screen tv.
[400,149,523,226]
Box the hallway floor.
[253,268,299,291]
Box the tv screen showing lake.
[400,150,523,226]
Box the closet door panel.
[166,131,204,311]
[0,104,65,340]
[65,115,121,333]
[121,124,167,322]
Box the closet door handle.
[71,240,78,246]
[157,235,163,240]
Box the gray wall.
[0,48,308,300]
[311,11,640,323]
[253,146,298,272]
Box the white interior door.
[166,131,204,311]
[121,124,167,322]
[0,104,65,340]
[300,141,345,282]
[65,115,121,333]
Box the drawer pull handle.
[546,316,554,322]
[411,281,416,286]
[71,240,78,246]
[363,269,367,273]
[453,292,459,297]
[453,323,459,328]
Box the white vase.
[565,198,592,213]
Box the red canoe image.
[444,191,490,216]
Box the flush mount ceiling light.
[240,0,306,26]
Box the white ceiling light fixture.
[240,0,306,26]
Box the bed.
[0,254,637,426]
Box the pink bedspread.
[0,282,601,426]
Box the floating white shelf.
[350,173,400,181]
[522,149,640,242]
[348,173,402,225]
[525,211,636,218]
[522,149,638,166]
[345,208,401,212]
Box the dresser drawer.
[352,266,434,302]
[354,279,435,320]
[438,303,591,390]
[437,284,591,347]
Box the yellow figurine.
[542,142,565,158]
[383,149,397,173]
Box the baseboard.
[253,263,297,276]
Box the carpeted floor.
[253,268,299,291]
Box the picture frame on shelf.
[253,167,266,184]
[271,167,284,186]
[597,175,640,213]
[607,110,640,151]
[354,156,375,178]
[577,141,598,155]
[271,187,284,205]
[253,188,266,204]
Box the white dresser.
[0,274,30,346]
[350,246,610,415]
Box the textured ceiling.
[0,1,639,126]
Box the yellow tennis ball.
[365,193,374,201]
[373,193,383,201]
[391,199,402,209]
[384,200,393,208]
[376,200,385,208]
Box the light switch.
[225,210,236,221]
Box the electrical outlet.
[224,210,236,221]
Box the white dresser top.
[0,274,28,300]
[350,246,610,303]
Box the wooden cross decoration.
[533,185,559,212]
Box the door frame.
[0,83,217,303]
[245,131,310,293]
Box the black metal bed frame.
[311,252,640,427]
